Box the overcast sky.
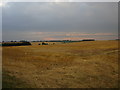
[2,2,118,41]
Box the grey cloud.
[2,2,118,40]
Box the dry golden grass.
[2,40,119,88]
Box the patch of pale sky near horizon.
[2,31,118,41]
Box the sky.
[2,2,118,41]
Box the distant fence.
[2,42,31,46]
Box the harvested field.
[2,40,119,88]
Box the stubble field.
[2,40,119,88]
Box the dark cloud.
[2,2,118,40]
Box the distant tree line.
[38,42,49,45]
[81,39,95,41]
[1,39,96,46]
[2,40,29,43]
[31,39,96,42]
[32,40,81,43]
[2,41,31,46]
[116,39,120,40]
